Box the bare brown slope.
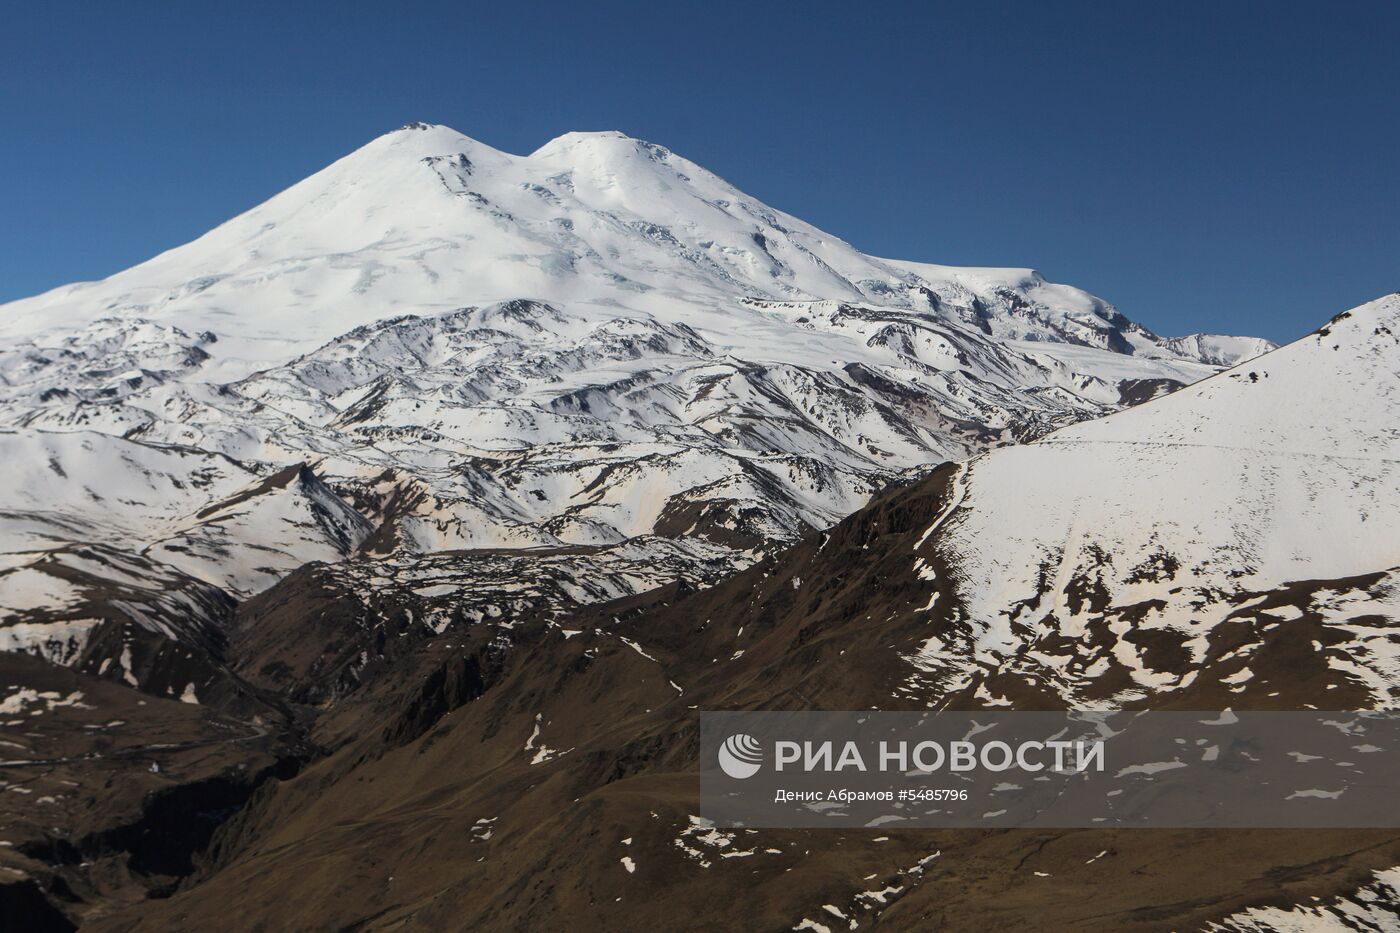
[82,467,1400,932]
[0,652,300,930]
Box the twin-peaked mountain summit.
[0,123,1267,655]
[0,122,1267,372]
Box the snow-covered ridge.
[911,294,1400,707]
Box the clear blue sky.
[3,1,1396,342]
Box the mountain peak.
[529,129,670,163]
[359,121,503,159]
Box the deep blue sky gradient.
[3,0,1397,341]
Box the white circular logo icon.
[718,733,763,779]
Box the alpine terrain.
[10,123,1397,931]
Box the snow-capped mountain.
[0,122,1263,376]
[0,122,1270,675]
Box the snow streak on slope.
[1207,867,1400,932]
[909,295,1400,707]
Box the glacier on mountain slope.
[0,122,1274,667]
